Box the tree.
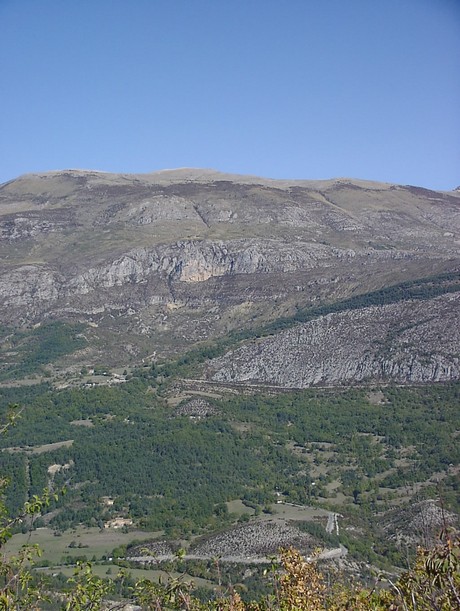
[1,404,459,609]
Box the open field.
[2,439,74,455]
[39,564,213,588]
[268,503,330,521]
[226,499,255,516]
[4,526,159,564]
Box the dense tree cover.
[0,378,305,534]
[219,384,460,490]
[1,380,458,551]
[0,322,86,380]
[0,453,27,516]
[0,379,459,607]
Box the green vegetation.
[0,285,459,603]
[264,269,460,332]
[1,377,459,607]
[0,321,86,380]
[144,270,460,381]
[1,378,459,567]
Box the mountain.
[207,291,460,386]
[0,169,459,383]
[1,170,460,585]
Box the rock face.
[0,168,459,375]
[188,520,313,558]
[383,500,458,548]
[207,292,460,387]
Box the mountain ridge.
[5,167,458,193]
[0,169,459,384]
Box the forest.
[1,374,459,566]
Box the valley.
[0,169,459,599]
[1,373,459,594]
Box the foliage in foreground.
[1,531,459,609]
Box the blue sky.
[1,0,459,189]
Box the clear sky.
[1,0,459,189]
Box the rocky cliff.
[0,169,459,376]
[207,292,460,387]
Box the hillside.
[0,169,459,383]
[1,170,460,599]
[207,291,460,387]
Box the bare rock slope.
[207,292,460,387]
[0,168,459,375]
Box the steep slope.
[206,291,460,387]
[0,169,459,372]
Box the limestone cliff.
[0,169,459,375]
[207,292,460,387]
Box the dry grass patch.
[4,526,157,565]
[226,499,255,516]
[70,419,94,427]
[2,439,74,455]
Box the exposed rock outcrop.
[0,169,459,373]
[207,292,460,387]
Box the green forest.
[0,269,459,604]
[1,375,459,559]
